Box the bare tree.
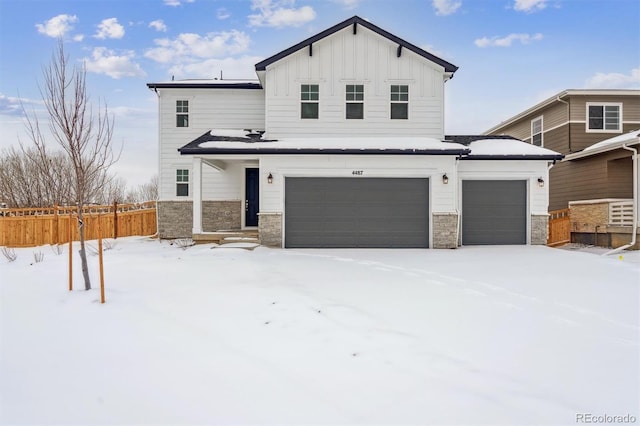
[23,40,119,290]
[126,175,158,203]
[0,146,75,207]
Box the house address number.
[352,170,364,175]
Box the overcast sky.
[1,0,638,187]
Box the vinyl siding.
[568,123,639,152]
[568,94,640,122]
[259,155,456,214]
[487,102,568,148]
[550,150,633,210]
[156,88,265,200]
[263,25,445,139]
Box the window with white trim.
[531,116,543,146]
[176,100,189,127]
[345,84,364,119]
[176,169,189,196]
[301,84,319,119]
[587,103,621,132]
[390,85,409,119]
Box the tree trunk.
[77,208,92,290]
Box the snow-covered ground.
[1,238,638,425]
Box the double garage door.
[284,178,527,248]
[285,178,429,248]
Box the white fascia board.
[563,139,640,161]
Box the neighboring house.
[484,89,640,211]
[147,16,562,249]
[563,130,639,249]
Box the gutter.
[459,154,564,161]
[556,95,571,152]
[604,143,638,255]
[178,147,471,156]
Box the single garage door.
[462,180,527,245]
[285,178,429,248]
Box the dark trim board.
[255,16,458,74]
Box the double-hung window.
[587,103,621,132]
[531,116,543,146]
[176,100,189,127]
[301,84,319,119]
[390,85,409,119]
[346,84,364,119]
[176,169,189,197]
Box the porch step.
[192,231,259,245]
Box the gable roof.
[254,16,458,74]
[485,89,640,135]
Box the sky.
[1,0,639,188]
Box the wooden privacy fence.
[0,201,157,247]
[547,208,570,247]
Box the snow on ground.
[1,238,638,425]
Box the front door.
[245,168,259,227]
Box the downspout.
[604,143,638,255]
[151,85,161,238]
[556,95,571,152]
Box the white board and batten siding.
[263,25,446,139]
[260,155,457,214]
[156,88,265,200]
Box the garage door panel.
[462,180,526,245]
[285,178,429,248]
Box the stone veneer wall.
[432,213,458,249]
[570,202,609,233]
[259,213,282,247]
[202,201,241,232]
[157,201,192,238]
[530,214,549,245]
[157,200,242,238]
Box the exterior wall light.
[537,177,544,187]
[267,173,274,184]
[442,173,449,184]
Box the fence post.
[113,201,118,239]
[53,205,59,245]
[68,210,73,291]
[98,214,105,303]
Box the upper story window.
[587,103,621,132]
[531,116,543,146]
[346,84,364,119]
[176,169,189,196]
[301,84,319,119]
[390,85,409,120]
[176,100,189,127]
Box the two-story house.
[148,16,562,248]
[485,90,640,248]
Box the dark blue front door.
[245,168,259,227]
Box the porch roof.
[178,130,471,156]
[178,130,563,160]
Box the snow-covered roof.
[179,130,469,155]
[178,130,563,159]
[147,79,262,90]
[465,138,562,159]
[564,129,640,161]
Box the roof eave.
[146,82,262,90]
[461,155,565,161]
[254,16,458,74]
[563,139,640,161]
[178,147,470,156]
